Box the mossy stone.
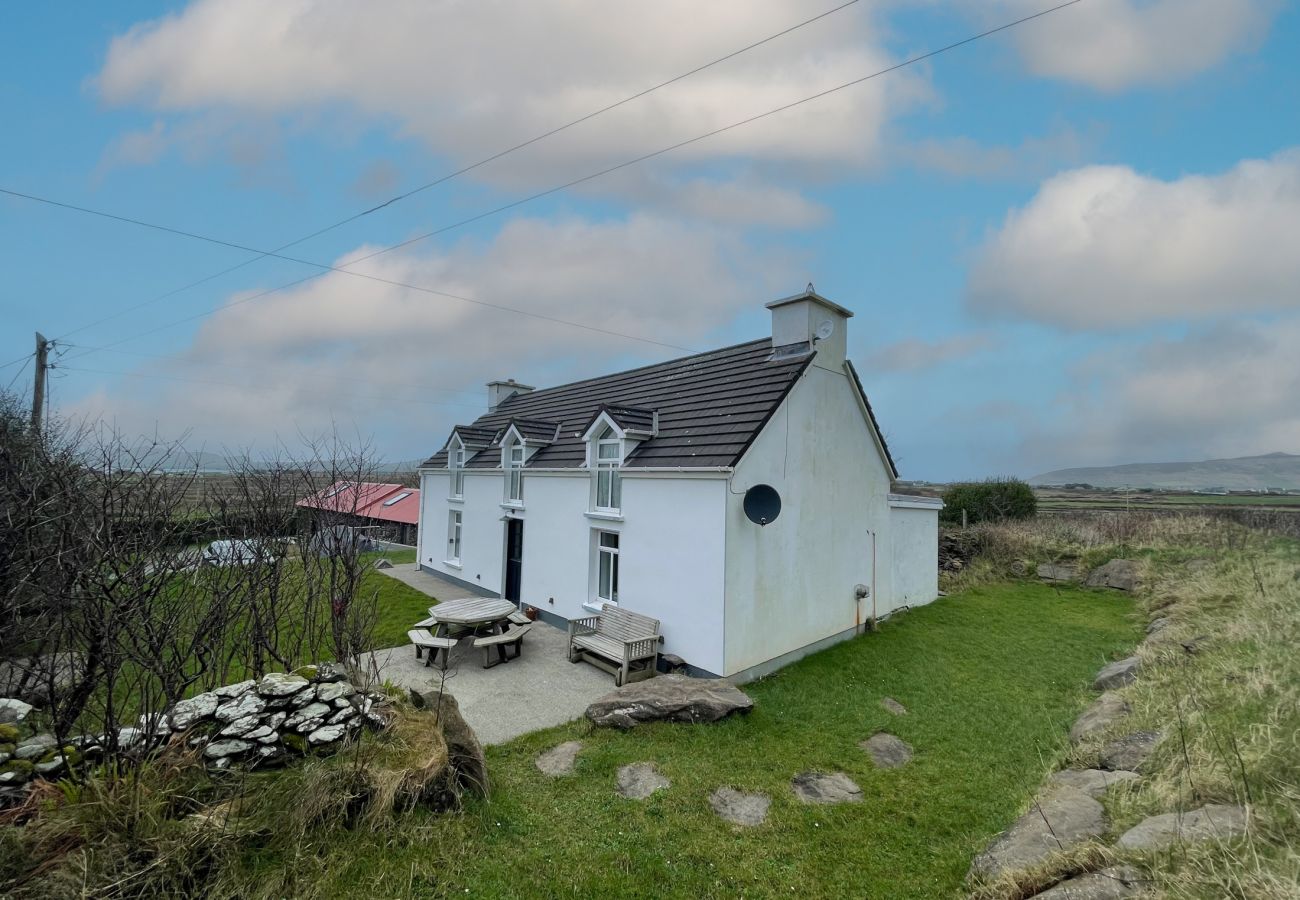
[0,742,15,756]
[1,759,34,776]
[0,724,20,744]
[282,732,307,754]
[292,665,319,681]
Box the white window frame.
[504,440,524,504]
[595,530,619,605]
[446,509,462,564]
[449,439,466,499]
[592,426,623,513]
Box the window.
[505,441,524,503]
[594,427,622,512]
[446,510,462,563]
[596,531,619,604]
[383,491,412,507]
[449,444,465,498]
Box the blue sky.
[2,0,1297,480]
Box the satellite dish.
[814,319,835,341]
[743,484,782,526]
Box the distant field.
[1035,488,1300,512]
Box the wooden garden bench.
[472,624,532,668]
[508,611,531,626]
[408,628,457,670]
[567,606,660,686]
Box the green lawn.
[362,548,437,648]
[237,582,1140,898]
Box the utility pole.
[31,332,49,433]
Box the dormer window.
[594,426,622,512]
[449,440,466,499]
[504,440,524,503]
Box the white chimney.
[487,378,534,411]
[766,285,853,371]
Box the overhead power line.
[56,365,484,411]
[44,0,865,343]
[21,0,1082,368]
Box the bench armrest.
[624,637,659,661]
[568,616,599,639]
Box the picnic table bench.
[473,623,532,668]
[568,606,660,686]
[408,628,457,669]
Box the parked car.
[201,539,280,567]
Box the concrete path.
[375,562,494,600]
[369,561,611,745]
[369,622,611,745]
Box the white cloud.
[1019,319,1300,469]
[967,149,1300,329]
[975,0,1278,91]
[865,333,994,372]
[96,0,923,188]
[68,213,791,449]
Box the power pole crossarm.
[31,331,48,433]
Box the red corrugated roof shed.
[297,482,420,525]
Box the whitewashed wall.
[885,501,941,613]
[420,467,728,674]
[722,364,896,677]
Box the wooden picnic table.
[429,597,519,634]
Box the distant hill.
[1029,452,1300,491]
[123,448,426,476]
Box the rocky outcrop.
[1100,731,1162,773]
[860,732,912,768]
[1117,803,1248,851]
[1085,559,1141,592]
[880,697,908,716]
[791,772,862,805]
[1048,768,1140,799]
[970,786,1107,881]
[616,762,670,800]
[1092,657,1141,691]
[1070,693,1131,744]
[535,741,583,777]
[0,698,34,725]
[710,787,770,826]
[1038,563,1080,583]
[1028,866,1143,899]
[585,675,753,729]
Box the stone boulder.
[1100,731,1162,773]
[616,762,670,800]
[215,691,266,724]
[535,741,582,777]
[880,697,908,716]
[256,673,309,698]
[1048,768,1140,799]
[412,689,489,799]
[1145,617,1171,635]
[1117,803,1247,851]
[585,675,753,729]
[791,772,862,805]
[1029,866,1143,899]
[1038,563,1079,583]
[214,679,255,699]
[860,732,913,768]
[710,787,770,826]
[1070,693,1131,744]
[0,653,83,705]
[0,698,34,725]
[1092,657,1140,691]
[969,786,1106,881]
[1085,559,1141,592]
[169,692,219,730]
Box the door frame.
[503,516,524,604]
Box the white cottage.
[417,289,941,681]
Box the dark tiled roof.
[506,417,562,444]
[451,425,499,448]
[601,405,657,435]
[422,339,814,469]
